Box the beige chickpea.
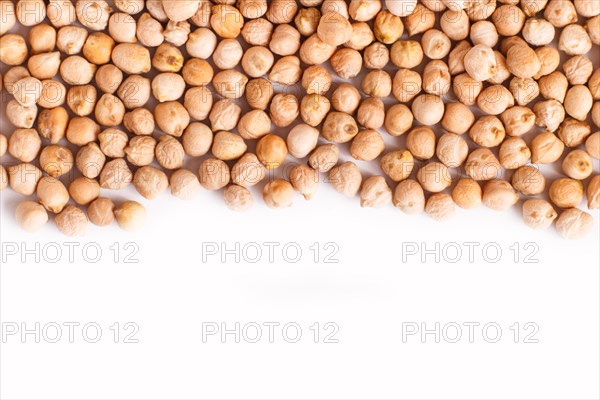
[349,0,381,21]
[440,9,469,41]
[329,162,362,197]
[287,124,319,159]
[530,131,563,164]
[364,42,389,69]
[133,166,169,200]
[155,136,185,170]
[464,44,496,82]
[0,34,28,65]
[8,129,41,162]
[350,130,385,161]
[256,134,288,169]
[68,177,100,205]
[345,21,373,50]
[182,58,214,87]
[586,15,600,45]
[406,127,435,161]
[302,65,332,95]
[436,133,469,168]
[575,0,600,17]
[587,175,600,209]
[465,148,501,181]
[453,73,483,106]
[300,94,330,127]
[155,101,190,137]
[136,13,165,47]
[87,198,115,226]
[56,26,88,54]
[213,39,243,69]
[186,27,216,58]
[452,178,482,209]
[478,85,515,115]
[492,4,525,36]
[37,176,69,213]
[269,56,302,85]
[15,201,48,232]
[359,176,392,208]
[66,85,97,116]
[27,52,60,80]
[499,137,531,169]
[357,98,385,130]
[95,65,123,95]
[521,0,548,17]
[224,185,254,211]
[534,46,560,78]
[98,128,128,158]
[263,179,295,208]
[269,24,301,55]
[241,46,274,78]
[511,165,546,196]
[209,99,241,132]
[231,153,266,188]
[152,43,184,72]
[588,69,600,100]
[562,149,593,180]
[448,40,471,75]
[123,108,155,136]
[421,29,451,60]
[99,158,132,190]
[108,12,137,43]
[7,163,43,196]
[39,145,73,177]
[315,11,352,46]
[184,87,213,121]
[593,103,600,128]
[170,169,200,200]
[330,84,361,114]
[522,199,557,229]
[0,134,6,157]
[237,110,271,140]
[393,179,425,215]
[558,24,592,56]
[500,106,535,137]
[329,49,362,79]
[6,100,37,129]
[522,18,554,46]
[111,43,151,74]
[309,144,339,173]
[114,0,144,14]
[441,102,474,134]
[533,100,565,132]
[289,164,319,200]
[75,0,112,30]
[125,136,156,166]
[470,21,498,47]
[95,94,125,127]
[322,112,359,143]
[3,67,31,95]
[152,73,185,103]
[114,201,146,232]
[392,69,422,103]
[556,208,593,239]
[118,75,151,109]
[246,78,274,110]
[269,94,299,128]
[267,0,298,23]
[210,4,243,38]
[59,56,96,85]
[384,104,413,137]
[469,116,505,148]
[564,86,593,122]
[507,44,541,79]
[373,10,403,44]
[16,0,46,26]
[295,7,320,36]
[482,179,519,211]
[412,94,444,125]
[212,131,247,161]
[163,20,190,47]
[390,40,423,69]
[425,193,455,221]
[380,150,414,182]
[55,206,87,236]
[82,32,115,65]
[38,79,66,109]
[29,24,56,54]
[361,70,392,98]
[160,0,199,21]
[558,118,591,147]
[422,60,451,97]
[76,143,106,178]
[199,158,230,190]
[211,69,245,98]
[241,19,273,47]
[550,178,584,208]
[417,162,452,193]
[586,132,600,159]
[0,0,17,35]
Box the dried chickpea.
[506,44,541,79]
[68,177,100,205]
[393,179,425,215]
[163,20,190,46]
[417,162,452,193]
[210,5,243,38]
[212,131,247,161]
[289,164,319,200]
[522,199,558,229]
[357,98,385,130]
[184,87,213,121]
[500,106,535,137]
[95,64,123,95]
[99,158,132,190]
[499,137,531,169]
[263,179,295,208]
[436,133,469,167]
[345,22,373,51]
[464,44,496,82]
[421,29,451,59]
[350,130,385,161]
[422,60,451,97]
[267,0,298,23]
[390,40,423,69]
[98,128,128,158]
[586,15,600,45]
[562,56,593,86]
[380,150,414,182]
[170,169,201,200]
[440,9,468,40]
[0,134,6,157]
[7,163,43,196]
[39,145,73,177]
[329,162,362,197]
[55,206,87,237]
[0,34,28,65]
[477,85,515,115]
[392,69,422,103]
[95,94,125,127]
[155,101,190,137]
[302,65,332,95]
[56,26,87,54]
[295,8,320,36]
[257,134,288,168]
[470,21,498,47]
[585,132,600,159]
[492,4,525,36]
[241,46,274,78]
[125,136,156,166]
[137,13,165,47]
[231,153,266,188]
[269,24,300,55]
[66,85,97,116]
[269,94,299,127]
[534,46,560,78]
[152,73,186,102]
[407,127,436,161]
[329,49,362,79]
[37,176,69,213]
[269,56,302,85]
[564,86,593,122]
[6,100,37,129]
[246,78,274,110]
[152,43,184,72]
[287,124,319,159]
[111,43,151,74]
[186,27,216,58]
[8,129,41,162]
[386,0,417,16]
[549,178,584,208]
[87,198,115,226]
[425,193,455,221]
[558,24,592,56]
[555,208,593,240]
[182,58,214,86]
[155,136,185,170]
[557,118,591,147]
[533,100,565,132]
[587,175,600,209]
[482,179,519,211]
[562,149,593,180]
[330,84,361,114]
[199,158,230,190]
[364,42,389,69]
[115,201,146,232]
[224,185,254,211]
[309,144,339,173]
[15,201,48,232]
[209,100,241,132]
[448,40,471,75]
[300,94,330,126]
[213,39,243,69]
[118,75,151,109]
[76,143,105,179]
[469,116,505,148]
[359,176,392,208]
[124,108,155,136]
[412,94,445,125]
[0,0,17,35]
[322,112,359,143]
[530,131,563,164]
[28,24,56,54]
[133,166,169,200]
[373,10,403,44]
[453,73,483,106]
[384,104,413,137]
[465,148,501,181]
[441,102,474,134]
[593,103,600,128]
[362,70,392,98]
[452,178,482,209]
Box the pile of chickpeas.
[0,0,599,239]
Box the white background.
[1,0,600,398]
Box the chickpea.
[163,20,190,47]
[470,21,498,47]
[115,201,146,232]
[534,46,560,78]
[549,178,584,208]
[390,40,423,69]
[295,8,320,36]
[246,78,274,110]
[477,85,515,115]
[469,116,505,148]
[392,69,422,102]
[263,179,295,208]
[155,136,185,170]
[125,136,157,166]
[137,13,165,47]
[533,100,565,132]
[384,104,414,137]
[199,158,230,190]
[224,185,254,211]
[95,94,125,127]
[482,179,519,211]
[587,175,600,209]
[37,176,69,213]
[8,129,41,162]
[56,26,88,54]
[406,127,435,161]
[562,149,593,180]
[187,27,216,58]
[417,162,452,193]
[386,0,417,16]
[6,100,37,129]
[211,131,247,161]
[257,134,288,169]
[349,0,382,21]
[118,75,151,109]
[98,128,128,158]
[15,201,48,232]
[412,94,444,125]
[39,145,73,177]
[287,124,319,159]
[289,164,319,200]
[441,102,474,134]
[269,94,299,127]
[0,0,17,35]
[76,143,106,178]
[357,98,385,130]
[329,162,362,197]
[530,131,564,164]
[111,43,151,74]
[0,34,28,65]
[123,108,155,136]
[95,64,123,94]
[269,56,302,85]
[29,24,56,54]
[440,9,468,40]
[213,39,243,69]
[267,0,298,23]
[422,60,451,97]
[453,73,483,106]
[593,103,600,128]
[522,18,555,46]
[155,101,190,137]
[133,166,169,200]
[184,86,213,121]
[586,15,600,45]
[350,130,385,161]
[346,22,373,50]
[66,84,97,117]
[555,208,593,240]
[558,24,592,56]
[152,73,186,102]
[309,144,339,173]
[300,94,330,126]
[68,177,100,205]
[585,132,600,159]
[421,29,451,59]
[302,65,332,95]
[0,134,6,157]
[60,56,96,85]
[374,10,403,44]
[358,176,391,208]
[361,70,392,98]
[436,133,469,168]
[464,44,496,82]
[231,153,266,188]
[7,163,43,196]
[99,158,133,190]
[322,112,359,143]
[210,4,244,38]
[380,150,414,182]
[330,49,362,79]
[500,106,535,137]
[506,44,541,79]
[492,4,525,36]
[522,199,558,229]
[170,169,201,200]
[330,84,361,114]
[564,86,593,121]
[364,42,389,69]
[182,58,214,87]
[425,193,456,221]
[75,0,112,30]
[452,178,482,209]
[465,148,502,181]
[269,24,300,55]
[499,137,531,169]
[152,43,184,72]
[393,179,425,215]
[241,46,274,78]
[557,118,591,147]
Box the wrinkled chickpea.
[555,208,593,240]
[134,166,169,200]
[380,150,414,182]
[393,179,425,215]
[350,130,385,161]
[482,179,519,211]
[170,169,201,200]
[329,162,362,197]
[562,149,593,180]
[357,98,385,130]
[587,175,600,209]
[522,199,558,230]
[15,201,48,232]
[465,148,502,181]
[309,144,339,173]
[8,163,43,196]
[437,133,469,168]
[263,179,295,208]
[269,94,299,128]
[199,158,230,190]
[231,153,266,188]
[452,178,482,209]
[425,193,456,221]
[224,185,254,211]
[330,84,361,114]
[557,118,591,147]
[585,132,600,160]
[322,112,359,143]
[155,136,185,170]
[550,178,584,208]
[499,137,531,169]
[359,176,392,208]
[289,164,319,200]
[417,162,452,193]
